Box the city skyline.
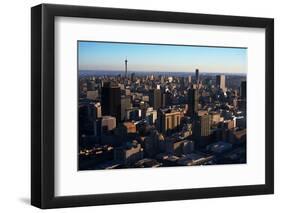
[78,41,247,74]
[78,41,247,171]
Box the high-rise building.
[187,75,192,85]
[216,75,226,91]
[130,72,135,82]
[179,77,185,88]
[101,82,121,122]
[195,69,199,84]
[145,107,157,125]
[94,102,102,119]
[158,109,182,134]
[161,92,173,107]
[124,58,128,78]
[149,89,162,110]
[161,92,166,107]
[238,81,247,113]
[160,75,165,84]
[240,81,246,99]
[121,96,132,121]
[193,113,211,147]
[79,104,94,136]
[188,88,199,116]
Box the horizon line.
[79,69,247,75]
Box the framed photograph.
[31,3,274,209]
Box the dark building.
[162,92,172,107]
[195,69,199,84]
[114,141,143,166]
[179,77,185,88]
[161,93,166,108]
[149,89,162,110]
[188,88,199,116]
[193,113,211,148]
[101,82,121,122]
[86,80,95,91]
[124,58,128,78]
[241,81,246,99]
[79,103,94,136]
[131,72,135,82]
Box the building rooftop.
[102,116,116,120]
[207,141,232,154]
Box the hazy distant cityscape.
[78,42,247,170]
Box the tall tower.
[149,88,162,110]
[216,75,226,91]
[194,113,211,148]
[240,81,246,99]
[125,58,128,78]
[101,82,121,122]
[188,88,199,116]
[195,69,199,84]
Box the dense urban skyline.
[78,41,247,170]
[78,41,247,74]
[78,73,246,170]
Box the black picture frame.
[31,3,274,209]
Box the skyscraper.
[239,81,247,112]
[188,88,199,116]
[149,88,162,110]
[125,58,128,78]
[92,103,102,137]
[101,82,121,122]
[93,102,102,119]
[158,109,182,134]
[121,96,132,121]
[187,75,192,86]
[130,72,135,82]
[241,81,246,99]
[193,113,211,147]
[216,75,226,91]
[195,69,199,84]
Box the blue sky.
[78,41,247,73]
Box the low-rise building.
[114,141,144,166]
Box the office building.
[101,82,121,122]
[241,81,246,99]
[145,107,157,125]
[92,102,102,136]
[188,75,192,85]
[210,111,221,125]
[93,102,102,119]
[149,88,162,110]
[123,122,137,134]
[158,109,182,134]
[188,88,199,116]
[195,69,199,84]
[101,116,116,132]
[130,72,135,81]
[124,58,128,78]
[86,90,99,101]
[114,141,143,166]
[165,139,194,156]
[194,113,211,147]
[216,74,226,91]
[121,96,132,121]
